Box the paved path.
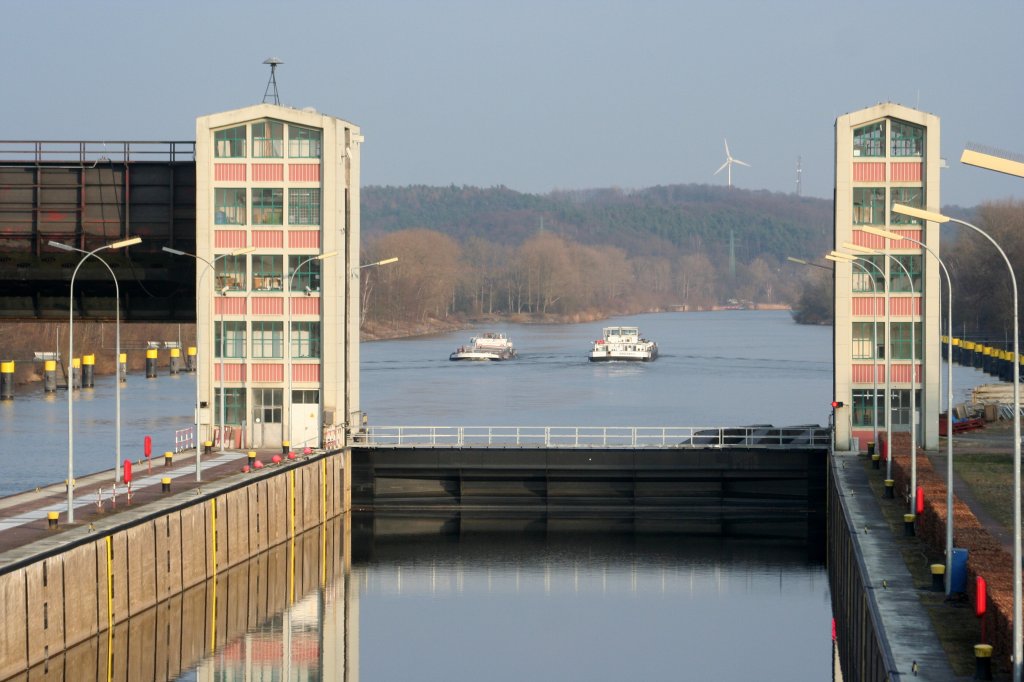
[0,446,285,563]
[832,451,963,680]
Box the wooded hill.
[359,183,833,328]
[363,183,832,264]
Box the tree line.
[789,200,1024,337]
[359,183,833,329]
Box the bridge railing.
[353,425,831,449]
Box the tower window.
[214,126,246,158]
[891,121,924,157]
[288,188,321,225]
[252,120,284,158]
[289,125,322,158]
[853,122,885,157]
[214,188,246,225]
[890,188,923,225]
[853,188,885,225]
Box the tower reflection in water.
[139,511,828,682]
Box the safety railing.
[352,425,831,449]
[174,427,195,453]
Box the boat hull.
[449,351,513,361]
[588,351,657,362]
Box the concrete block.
[213,495,228,573]
[154,512,183,601]
[109,531,129,624]
[267,475,287,546]
[126,522,157,617]
[179,503,208,588]
[248,482,266,554]
[225,488,249,569]
[0,569,27,680]
[62,543,100,649]
[25,558,65,668]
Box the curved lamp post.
[828,251,882,455]
[842,243,921,517]
[893,202,1021,676]
[865,222,956,593]
[50,236,141,523]
[285,251,338,448]
[162,245,255,480]
[829,251,890,478]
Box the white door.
[291,402,321,449]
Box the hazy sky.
[4,1,1022,207]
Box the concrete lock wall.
[0,452,345,680]
[826,460,892,681]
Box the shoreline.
[1,305,795,384]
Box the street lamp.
[865,222,957,592]
[894,202,1021,677]
[162,245,256,480]
[823,249,888,483]
[285,251,338,448]
[843,242,922,519]
[360,257,399,269]
[836,247,883,457]
[50,236,141,523]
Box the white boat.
[450,332,518,361]
[589,326,658,362]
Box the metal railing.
[352,425,831,449]
[0,140,195,164]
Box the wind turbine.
[714,138,751,188]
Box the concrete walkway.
[0,446,286,566]
[832,451,963,680]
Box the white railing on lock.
[353,425,831,449]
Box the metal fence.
[353,425,831,449]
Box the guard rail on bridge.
[351,425,831,449]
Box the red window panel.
[852,230,886,250]
[852,297,884,316]
[853,163,886,182]
[889,364,922,383]
[251,364,284,382]
[252,164,284,182]
[214,230,247,249]
[890,162,922,182]
[251,297,284,315]
[290,297,320,316]
[292,363,321,383]
[288,164,321,182]
[889,297,922,316]
[214,164,246,181]
[214,297,246,315]
[851,364,879,383]
[252,230,284,248]
[214,363,247,382]
[288,230,321,249]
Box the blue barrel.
[950,547,969,594]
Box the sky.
[4,0,1022,207]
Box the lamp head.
[891,203,949,224]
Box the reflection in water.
[349,513,832,682]
[24,511,830,681]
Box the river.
[0,310,997,680]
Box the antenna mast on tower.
[795,156,803,196]
[263,58,283,105]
